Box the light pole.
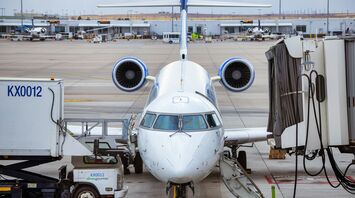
[327,0,330,35]
[20,0,24,34]
[276,0,281,33]
[171,6,174,32]
[0,8,5,17]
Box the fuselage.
[137,60,225,184]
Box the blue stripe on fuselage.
[180,0,188,10]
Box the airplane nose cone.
[166,135,196,183]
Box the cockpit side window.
[153,115,179,130]
[205,113,221,128]
[140,113,157,128]
[182,115,208,130]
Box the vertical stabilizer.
[97,1,271,61]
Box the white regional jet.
[98,0,271,197]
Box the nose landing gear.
[166,182,194,198]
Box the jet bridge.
[266,36,355,150]
[266,36,355,195]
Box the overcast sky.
[0,0,354,16]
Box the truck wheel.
[237,150,247,170]
[72,186,99,198]
[169,40,173,44]
[121,154,130,175]
[134,152,143,174]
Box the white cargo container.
[0,78,90,157]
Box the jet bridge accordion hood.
[265,38,303,148]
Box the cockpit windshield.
[140,112,221,131]
[153,115,179,130]
[182,115,207,130]
[140,113,156,128]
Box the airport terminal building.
[0,17,354,36]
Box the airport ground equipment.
[220,153,264,198]
[163,32,181,44]
[63,115,143,174]
[0,78,127,198]
[266,36,355,195]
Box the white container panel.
[0,78,63,157]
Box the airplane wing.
[98,0,271,8]
[224,128,272,145]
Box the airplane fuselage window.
[140,113,157,128]
[153,115,179,130]
[182,115,208,130]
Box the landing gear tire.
[134,152,143,174]
[168,184,187,198]
[237,150,247,170]
[72,186,99,198]
[120,154,130,175]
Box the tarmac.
[0,39,354,198]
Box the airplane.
[246,20,271,40]
[98,0,272,197]
[24,27,49,41]
[22,19,54,41]
[244,20,286,41]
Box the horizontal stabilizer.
[98,0,272,8]
[188,1,272,8]
[97,1,180,8]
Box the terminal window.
[296,25,307,33]
[224,27,235,34]
[0,26,6,33]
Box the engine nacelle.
[112,57,148,92]
[219,58,255,92]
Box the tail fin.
[98,1,271,60]
[258,19,261,29]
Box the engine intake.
[219,58,255,92]
[112,57,148,92]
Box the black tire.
[237,150,247,170]
[72,186,99,198]
[120,154,130,175]
[169,40,173,44]
[134,152,143,174]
